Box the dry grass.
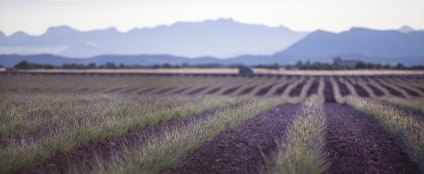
[266,95,329,174]
[347,96,424,172]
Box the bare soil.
[238,86,256,96]
[395,85,420,97]
[353,84,369,97]
[379,83,404,97]
[367,84,384,96]
[162,104,301,174]
[155,87,175,94]
[206,87,221,94]
[325,104,419,174]
[173,88,190,94]
[188,87,207,95]
[274,84,289,96]
[307,79,319,96]
[324,80,336,103]
[336,79,350,96]
[289,81,306,97]
[223,86,240,95]
[137,88,155,94]
[256,83,276,96]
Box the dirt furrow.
[223,86,240,95]
[379,83,404,97]
[307,79,319,96]
[238,86,256,96]
[187,87,207,95]
[324,80,336,103]
[274,83,289,96]
[367,84,384,96]
[162,104,301,174]
[352,84,369,97]
[171,88,188,94]
[206,87,221,95]
[289,81,306,97]
[325,104,419,174]
[256,83,276,96]
[155,87,175,94]
[336,79,350,96]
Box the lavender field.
[0,73,423,173]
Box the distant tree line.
[10,60,424,70]
[285,60,424,70]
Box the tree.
[14,60,31,69]
[238,65,253,75]
[396,63,406,70]
[355,62,367,69]
[105,62,116,69]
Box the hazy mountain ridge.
[1,23,424,67]
[0,19,307,58]
[280,27,424,58]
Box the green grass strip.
[266,95,329,174]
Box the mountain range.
[1,19,424,67]
[0,18,307,58]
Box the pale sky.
[0,0,423,36]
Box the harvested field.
[1,73,423,173]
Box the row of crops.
[0,74,423,173]
[1,74,423,99]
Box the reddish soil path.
[325,104,419,174]
[162,104,301,174]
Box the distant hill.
[0,19,307,58]
[277,28,424,65]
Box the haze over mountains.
[1,19,424,67]
[0,18,307,58]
